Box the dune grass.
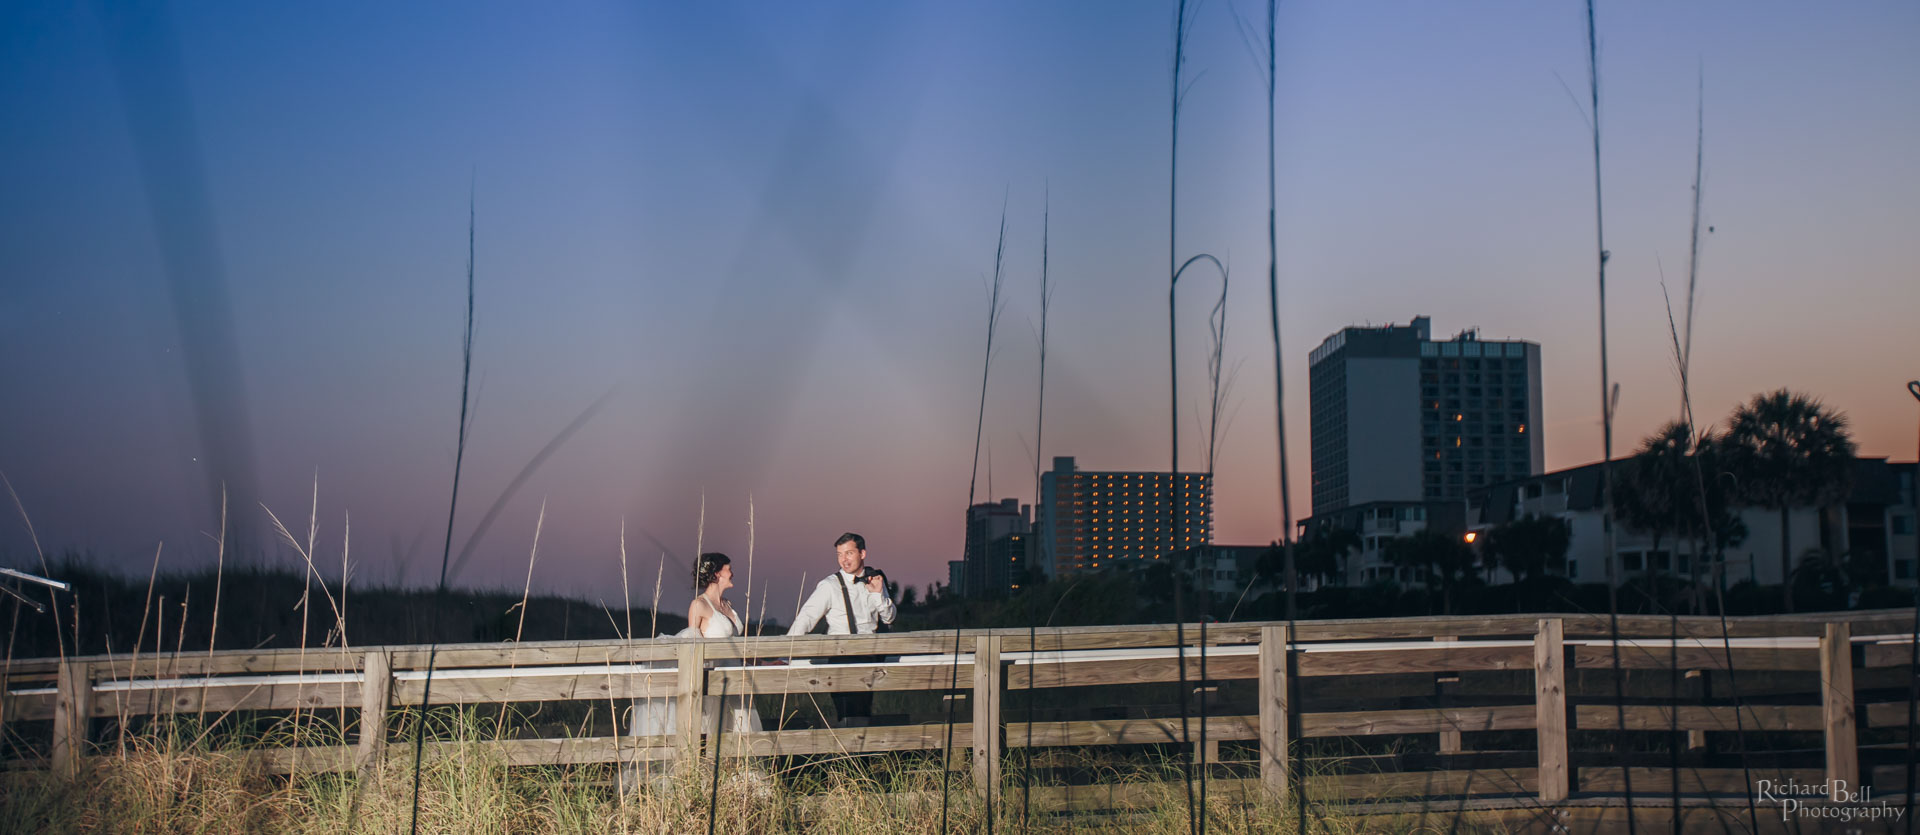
[0,711,1516,835]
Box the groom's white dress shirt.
[787,570,896,636]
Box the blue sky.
[2,1,1915,607]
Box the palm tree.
[1290,526,1360,589]
[1384,530,1476,614]
[1613,421,1734,605]
[1722,390,1857,612]
[1484,514,1572,585]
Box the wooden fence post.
[1258,624,1291,801]
[356,650,392,777]
[1435,635,1462,754]
[972,634,1003,802]
[51,660,92,778]
[675,641,706,769]
[1534,618,1568,803]
[1819,622,1857,800]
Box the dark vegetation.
[4,559,708,662]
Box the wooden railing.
[4,610,1915,820]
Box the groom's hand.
[860,568,887,594]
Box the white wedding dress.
[624,598,764,788]
[695,602,765,735]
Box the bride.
[684,552,764,736]
[626,552,763,784]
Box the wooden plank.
[463,736,676,767]
[132,648,366,679]
[828,777,1205,815]
[1310,768,1537,799]
[1865,700,1919,728]
[356,650,391,776]
[389,668,676,705]
[758,633,1039,658]
[1258,624,1289,801]
[391,644,679,669]
[241,745,353,775]
[675,642,703,765]
[0,659,60,677]
[728,723,972,757]
[1573,704,1822,733]
[1302,705,1535,738]
[1820,622,1857,800]
[2,692,53,723]
[1295,645,1534,677]
[1291,615,1546,641]
[712,662,970,694]
[1009,716,1255,747]
[1003,625,1263,652]
[1578,766,1822,795]
[1862,642,1916,668]
[1870,764,1920,793]
[4,651,335,680]
[1014,777,1262,813]
[1006,654,1253,689]
[244,737,677,775]
[50,661,90,778]
[971,635,1001,802]
[1535,618,1568,803]
[75,666,672,721]
[1572,644,1817,671]
[93,679,361,716]
[1571,610,1917,640]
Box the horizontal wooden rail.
[725,724,968,757]
[1315,768,1537,798]
[1573,704,1824,733]
[389,666,677,705]
[1295,643,1535,676]
[1578,767,1825,795]
[710,661,970,695]
[7,608,1908,678]
[1302,705,1536,737]
[1010,716,1255,747]
[1571,643,1819,671]
[1866,701,1920,728]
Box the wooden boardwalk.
[4,609,1915,829]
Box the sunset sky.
[2,1,1916,611]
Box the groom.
[788,532,896,725]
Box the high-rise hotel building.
[1308,316,1544,516]
[957,498,1030,598]
[1034,456,1213,578]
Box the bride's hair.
[693,552,731,592]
